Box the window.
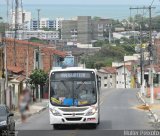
[117,81,118,84]
[104,84,107,87]
[110,75,112,78]
[104,76,107,79]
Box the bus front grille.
[59,108,88,112]
[63,113,84,116]
[65,117,82,121]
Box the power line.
[150,0,155,6]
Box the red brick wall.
[6,44,55,74]
[5,38,66,75]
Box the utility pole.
[37,9,41,69]
[14,0,20,66]
[139,24,144,86]
[37,9,40,30]
[149,6,154,104]
[130,6,155,103]
[25,43,29,89]
[108,24,112,44]
[124,61,126,88]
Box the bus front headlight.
[85,107,98,116]
[0,120,7,126]
[50,108,61,116]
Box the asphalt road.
[15,88,157,136]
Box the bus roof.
[50,67,97,73]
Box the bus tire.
[53,124,60,130]
[90,124,97,129]
[98,113,100,125]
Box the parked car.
[0,105,15,135]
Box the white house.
[116,65,133,88]
[98,67,116,89]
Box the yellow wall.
[130,76,136,88]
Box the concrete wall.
[61,20,77,42]
[77,16,92,44]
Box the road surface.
[15,89,156,136]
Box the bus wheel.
[98,115,100,125]
[53,124,60,130]
[90,124,97,129]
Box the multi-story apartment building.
[29,18,63,30]
[61,20,77,42]
[30,19,38,30]
[10,8,32,29]
[77,16,92,44]
[5,30,59,40]
[56,17,64,30]
[61,16,112,44]
[92,19,112,40]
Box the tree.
[93,16,101,20]
[29,69,48,99]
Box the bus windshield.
[50,71,97,106]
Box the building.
[61,16,112,44]
[5,30,59,40]
[98,67,116,89]
[30,18,63,31]
[5,38,66,74]
[77,16,92,44]
[39,18,49,28]
[92,19,112,41]
[61,20,77,42]
[10,8,32,29]
[56,17,64,30]
[113,31,140,40]
[2,38,66,108]
[116,65,136,88]
[30,19,38,30]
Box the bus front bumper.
[49,112,98,125]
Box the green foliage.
[0,23,5,33]
[29,37,49,44]
[111,19,123,28]
[83,40,136,69]
[29,69,48,86]
[93,40,108,47]
[93,16,101,20]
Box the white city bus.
[48,67,100,129]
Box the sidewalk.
[142,95,160,121]
[14,99,48,123]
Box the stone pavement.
[13,99,49,123]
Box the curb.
[137,92,159,123]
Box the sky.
[1,0,160,5]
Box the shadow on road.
[98,120,112,129]
[53,124,97,130]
